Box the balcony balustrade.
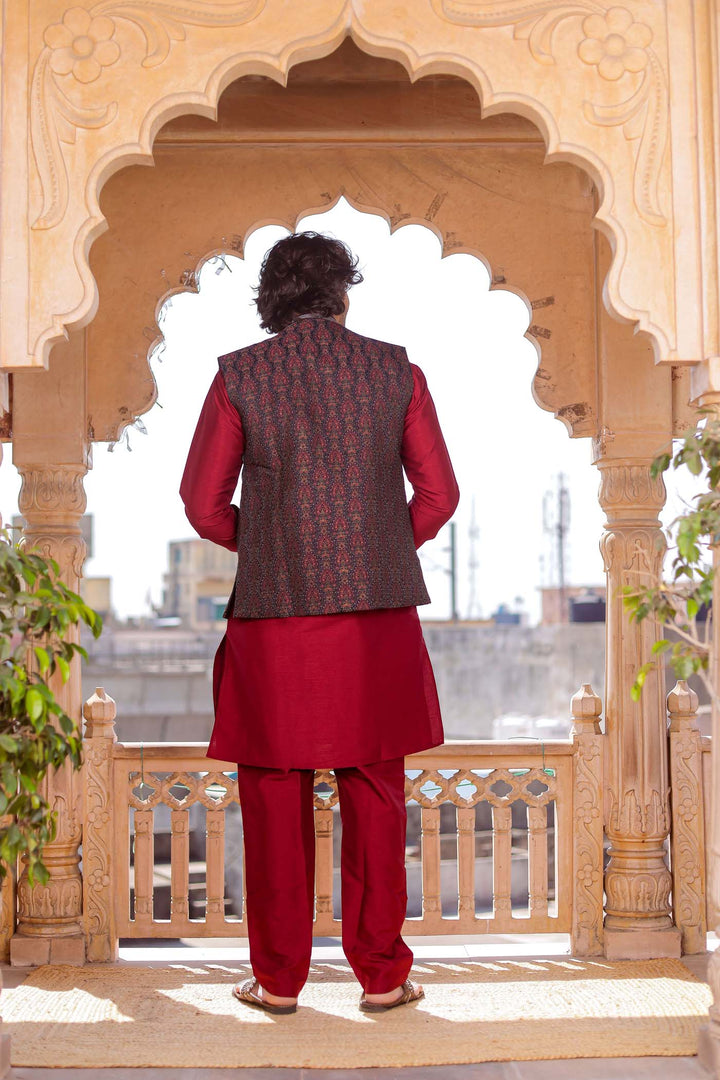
[79,684,611,960]
[2,680,710,967]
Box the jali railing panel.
[81,685,607,961]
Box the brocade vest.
[218,316,432,619]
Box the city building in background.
[79,576,113,623]
[81,615,606,745]
[490,602,525,626]
[160,538,236,629]
[539,584,606,626]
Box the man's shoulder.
[218,322,410,366]
[218,336,272,368]
[336,323,408,362]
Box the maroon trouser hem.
[236,756,413,997]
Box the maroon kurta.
[180,360,459,769]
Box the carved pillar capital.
[598,460,667,582]
[17,464,87,517]
[597,459,666,518]
[16,464,88,585]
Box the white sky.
[0,199,692,624]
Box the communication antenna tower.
[419,520,459,621]
[467,495,482,619]
[543,473,571,619]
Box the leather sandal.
[359,979,424,1012]
[232,977,297,1015]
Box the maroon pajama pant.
[235,756,412,997]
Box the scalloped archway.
[83,39,654,449]
[0,0,697,377]
[5,9,705,973]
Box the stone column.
[0,443,12,1075]
[0,444,15,965]
[9,464,88,966]
[698,541,720,1072]
[9,333,90,966]
[596,457,681,959]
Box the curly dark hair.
[254,231,363,333]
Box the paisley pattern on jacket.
[218,317,432,619]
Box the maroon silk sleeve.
[401,364,460,549]
[180,371,244,552]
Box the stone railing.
[701,740,718,932]
[72,678,711,963]
[667,680,713,952]
[81,683,607,962]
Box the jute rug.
[2,958,713,1069]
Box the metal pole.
[449,520,458,621]
[558,472,566,617]
[557,473,570,622]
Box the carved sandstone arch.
[0,0,704,375]
[4,4,703,967]
[85,41,682,452]
[75,40,685,966]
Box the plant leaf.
[25,688,44,722]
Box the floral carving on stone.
[677,793,699,825]
[577,7,651,81]
[31,1,266,230]
[45,7,121,84]
[87,867,111,891]
[435,1,668,226]
[578,862,600,888]
[669,723,707,952]
[575,801,600,826]
[571,728,604,954]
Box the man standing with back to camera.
[181,231,459,1014]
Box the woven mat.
[2,958,713,1069]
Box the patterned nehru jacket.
[218,316,431,619]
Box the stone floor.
[4,1066,716,1079]
[3,934,718,1079]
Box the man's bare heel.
[359,980,424,1012]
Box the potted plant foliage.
[0,524,102,889]
[623,414,720,697]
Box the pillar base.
[698,1024,720,1076]
[603,925,681,960]
[10,933,85,967]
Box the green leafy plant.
[0,525,102,886]
[623,413,720,700]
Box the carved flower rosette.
[32,1,265,230]
[435,2,667,226]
